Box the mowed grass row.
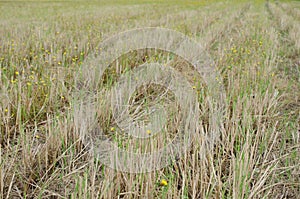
[0,0,299,198]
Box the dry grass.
[0,0,299,198]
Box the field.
[0,0,299,198]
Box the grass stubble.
[0,0,299,198]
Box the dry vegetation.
[0,0,299,198]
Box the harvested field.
[0,0,299,198]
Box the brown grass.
[0,0,299,198]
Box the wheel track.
[147,1,240,36]
[267,2,300,51]
[196,3,251,51]
[276,2,300,20]
[265,1,300,108]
